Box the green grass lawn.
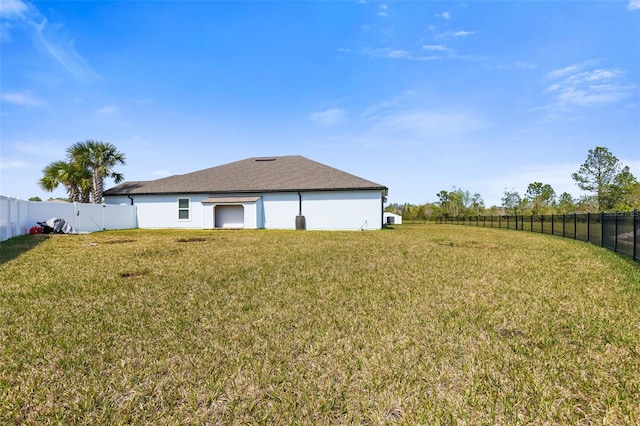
[1,225,639,424]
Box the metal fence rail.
[436,211,639,263]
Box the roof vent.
[255,157,276,162]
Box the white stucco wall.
[105,190,384,230]
[301,191,383,230]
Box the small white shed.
[383,212,403,225]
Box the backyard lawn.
[1,224,639,424]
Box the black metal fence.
[436,211,639,263]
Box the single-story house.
[383,212,402,225]
[103,155,388,231]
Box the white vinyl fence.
[0,195,137,241]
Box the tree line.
[38,140,126,204]
[388,146,639,220]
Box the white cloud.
[361,47,441,61]
[153,170,171,177]
[435,29,476,39]
[372,108,487,138]
[309,108,347,127]
[422,44,450,52]
[513,61,536,70]
[629,0,640,11]
[544,63,591,80]
[0,0,29,19]
[31,18,99,82]
[437,12,451,19]
[377,3,388,17]
[95,105,117,115]
[0,159,27,170]
[360,90,418,119]
[545,65,635,108]
[1,2,98,82]
[453,30,475,37]
[1,91,43,106]
[362,47,410,59]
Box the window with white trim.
[178,198,190,220]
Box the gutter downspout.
[296,192,306,230]
[127,195,134,205]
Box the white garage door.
[215,205,244,228]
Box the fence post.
[574,213,577,240]
[614,212,618,253]
[551,214,554,236]
[634,210,638,262]
[601,212,605,247]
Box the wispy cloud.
[545,64,635,108]
[1,0,98,82]
[629,0,640,11]
[0,0,32,41]
[0,0,29,19]
[361,47,441,61]
[310,108,347,127]
[436,29,476,40]
[360,90,417,119]
[377,3,388,17]
[95,105,117,116]
[1,91,43,106]
[30,18,99,82]
[422,44,450,52]
[0,159,27,171]
[153,170,171,177]
[436,11,451,20]
[363,47,411,59]
[370,108,487,138]
[453,30,475,37]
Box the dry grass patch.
[1,225,639,424]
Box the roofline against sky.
[104,187,389,197]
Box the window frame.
[177,197,190,221]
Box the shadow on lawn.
[0,234,49,266]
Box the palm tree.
[39,160,92,202]
[68,140,126,203]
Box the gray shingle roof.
[103,156,387,196]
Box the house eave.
[104,187,388,197]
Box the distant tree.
[575,195,598,213]
[468,193,485,216]
[501,188,522,216]
[436,187,475,218]
[525,182,556,214]
[384,203,402,214]
[486,205,503,216]
[423,203,437,221]
[39,160,92,202]
[572,146,621,211]
[555,192,575,214]
[67,140,126,204]
[609,166,640,211]
[28,196,42,202]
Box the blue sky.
[1,0,639,206]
